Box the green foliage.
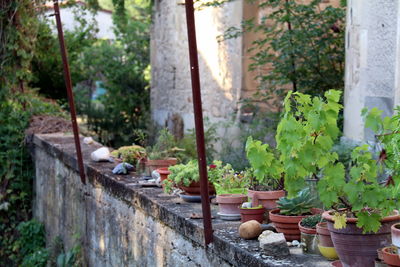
[56,243,83,267]
[14,220,48,267]
[277,188,316,216]
[213,169,250,195]
[300,214,322,229]
[276,90,342,196]
[245,136,283,190]
[146,129,183,160]
[244,0,345,104]
[111,145,146,165]
[163,160,231,194]
[75,18,150,147]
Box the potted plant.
[269,188,321,241]
[163,160,232,201]
[381,246,400,266]
[213,164,250,220]
[392,223,400,252]
[145,129,182,174]
[240,205,265,224]
[316,222,338,260]
[111,145,146,166]
[298,214,322,254]
[276,90,400,267]
[245,137,285,214]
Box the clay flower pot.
[316,222,338,260]
[322,210,400,267]
[156,167,170,189]
[240,206,265,223]
[179,181,216,196]
[298,221,319,254]
[392,223,400,252]
[216,194,248,215]
[381,246,400,266]
[269,208,321,241]
[248,189,285,210]
[146,158,177,174]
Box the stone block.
[258,230,290,257]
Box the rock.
[258,230,290,257]
[112,163,134,175]
[83,137,94,145]
[241,202,252,208]
[291,240,300,247]
[239,220,263,240]
[91,147,111,162]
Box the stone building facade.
[150,0,340,142]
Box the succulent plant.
[277,188,316,216]
[300,214,323,229]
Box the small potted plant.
[145,129,182,174]
[381,246,400,266]
[111,145,146,166]
[269,188,320,241]
[245,137,285,215]
[240,204,265,223]
[316,222,338,260]
[163,160,229,202]
[298,214,322,254]
[213,163,250,221]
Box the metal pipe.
[53,0,86,184]
[184,0,213,245]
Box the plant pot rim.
[216,194,247,204]
[240,206,265,211]
[298,221,317,234]
[269,208,322,219]
[247,189,285,196]
[392,223,400,231]
[156,167,170,175]
[322,210,400,224]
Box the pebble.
[91,147,111,162]
[83,137,94,144]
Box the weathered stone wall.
[150,0,243,135]
[31,133,330,267]
[344,0,400,141]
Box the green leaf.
[356,212,382,233]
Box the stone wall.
[31,133,329,267]
[344,0,400,141]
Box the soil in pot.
[269,208,321,241]
[323,210,400,267]
[381,246,400,267]
[240,206,265,223]
[216,194,247,216]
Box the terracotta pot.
[146,158,177,174]
[392,223,400,251]
[179,181,216,196]
[269,208,321,241]
[381,246,400,266]
[156,167,170,189]
[299,221,317,235]
[323,210,400,267]
[248,189,285,210]
[240,206,265,223]
[216,194,248,215]
[317,222,334,247]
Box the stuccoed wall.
[150,0,243,135]
[344,0,400,141]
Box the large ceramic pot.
[248,189,285,210]
[146,158,177,174]
[216,194,247,215]
[269,208,321,241]
[240,206,265,223]
[178,181,216,196]
[322,210,400,267]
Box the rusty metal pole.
[184,0,213,245]
[53,0,86,184]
